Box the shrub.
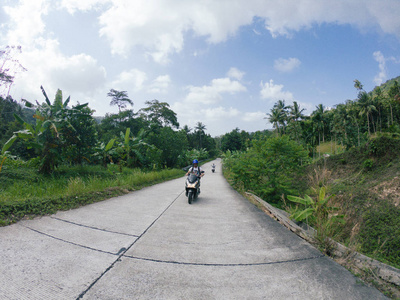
[224,136,309,203]
[363,159,374,171]
[359,201,400,267]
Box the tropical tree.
[62,104,98,165]
[266,107,282,136]
[107,89,133,114]
[145,126,188,168]
[221,128,243,152]
[312,104,326,146]
[98,109,145,143]
[348,100,361,147]
[331,104,346,147]
[288,101,306,141]
[274,100,288,134]
[353,79,363,91]
[372,86,384,132]
[358,91,376,136]
[266,100,289,136]
[138,99,179,129]
[195,122,206,149]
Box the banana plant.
[3,86,88,173]
[287,187,345,253]
[115,128,152,170]
[94,138,116,168]
[287,187,333,222]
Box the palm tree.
[346,100,361,147]
[312,104,326,145]
[358,91,376,136]
[274,100,288,134]
[288,101,305,141]
[183,125,192,135]
[353,79,363,91]
[195,122,206,149]
[266,107,282,136]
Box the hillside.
[372,76,400,96]
[299,135,400,269]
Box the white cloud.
[4,0,400,67]
[8,38,106,105]
[60,0,108,14]
[227,67,245,80]
[241,111,265,122]
[373,51,387,86]
[4,0,49,45]
[185,77,247,105]
[93,0,400,63]
[260,80,294,102]
[200,106,240,121]
[111,68,148,91]
[147,75,171,94]
[274,57,301,73]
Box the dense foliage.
[221,77,400,272]
[223,135,308,203]
[264,77,400,156]
[1,88,218,173]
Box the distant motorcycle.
[212,165,215,173]
[185,171,204,204]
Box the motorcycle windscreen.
[187,174,198,183]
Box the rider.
[186,159,204,177]
[186,159,204,194]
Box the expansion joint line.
[50,216,139,237]
[76,190,185,299]
[21,225,117,256]
[124,254,326,267]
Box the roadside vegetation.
[0,159,184,226]
[1,45,399,297]
[221,77,400,298]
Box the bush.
[224,136,309,203]
[363,159,374,171]
[359,201,400,268]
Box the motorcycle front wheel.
[188,191,193,204]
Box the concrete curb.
[245,192,400,288]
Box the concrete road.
[0,159,386,299]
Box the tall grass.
[0,164,184,225]
[317,141,345,156]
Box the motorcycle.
[185,171,204,204]
[212,165,215,173]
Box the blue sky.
[1,0,400,136]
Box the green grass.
[0,163,184,226]
[316,141,345,156]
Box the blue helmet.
[193,159,199,164]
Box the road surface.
[0,159,386,299]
